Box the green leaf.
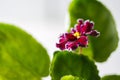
[50,51,100,80]
[101,75,120,80]
[68,0,119,62]
[61,75,80,80]
[0,23,50,79]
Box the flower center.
[73,32,80,38]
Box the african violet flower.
[56,19,100,51]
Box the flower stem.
[79,47,82,54]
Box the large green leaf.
[0,23,50,79]
[68,0,119,62]
[61,75,80,80]
[101,75,120,80]
[50,51,100,80]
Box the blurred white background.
[0,0,120,80]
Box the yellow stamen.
[73,32,80,38]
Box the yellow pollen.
[74,32,80,38]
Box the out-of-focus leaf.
[101,75,120,80]
[68,0,119,62]
[50,51,100,80]
[61,75,80,80]
[0,23,50,79]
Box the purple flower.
[56,19,100,50]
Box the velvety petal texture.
[56,19,100,50]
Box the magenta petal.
[71,28,76,33]
[89,22,94,27]
[65,33,77,41]
[59,34,67,43]
[57,33,68,50]
[82,20,94,33]
[77,19,83,24]
[75,24,81,32]
[89,30,100,37]
[56,41,67,50]
[77,36,88,47]
[65,42,78,50]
